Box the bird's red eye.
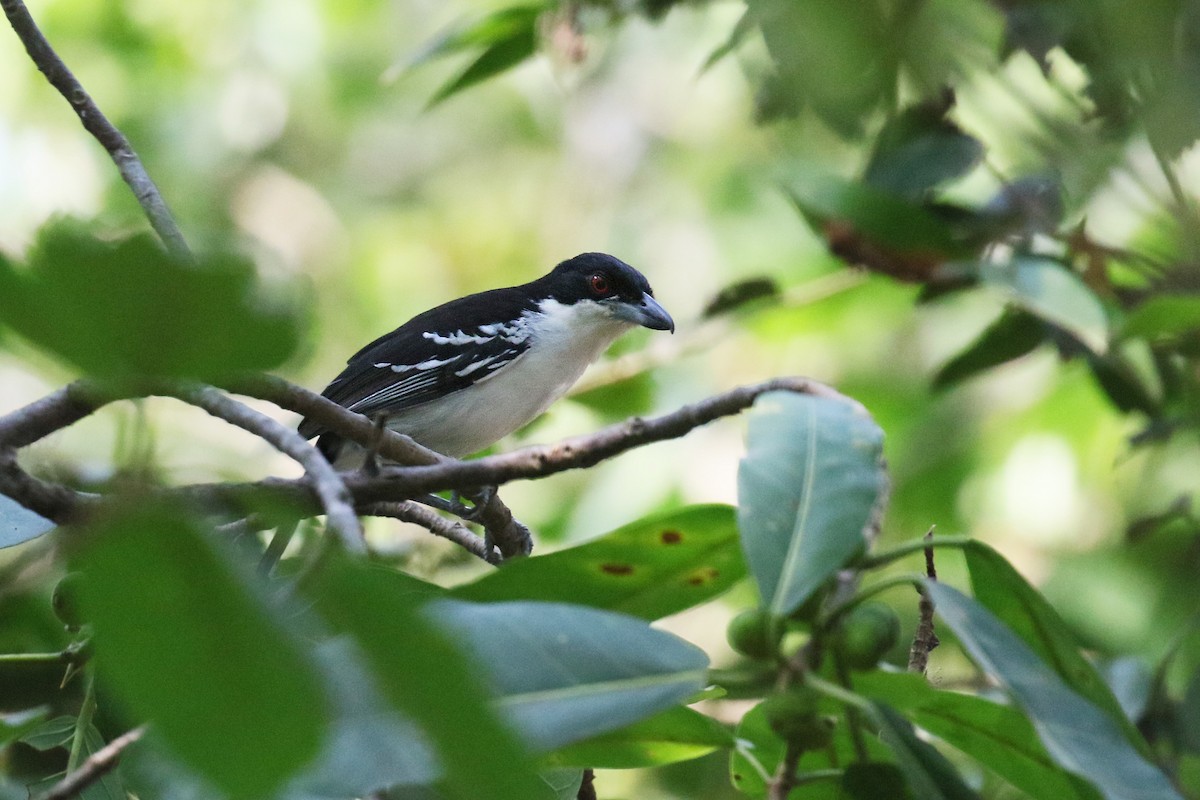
[589,273,609,296]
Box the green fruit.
[838,602,901,670]
[761,689,834,749]
[727,609,782,660]
[52,572,86,631]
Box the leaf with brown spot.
[449,505,744,620]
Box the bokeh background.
[3,0,1200,797]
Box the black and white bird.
[298,253,674,466]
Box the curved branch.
[365,501,496,564]
[1,0,191,260]
[166,384,364,552]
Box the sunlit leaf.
[1122,295,1200,341]
[0,222,304,382]
[310,555,551,800]
[738,392,886,617]
[0,494,54,549]
[450,505,744,620]
[405,5,543,69]
[928,583,1182,800]
[981,257,1109,353]
[857,672,1100,800]
[431,599,709,751]
[71,502,326,800]
[544,705,732,769]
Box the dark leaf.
[18,715,76,751]
[981,257,1108,352]
[310,554,551,800]
[932,309,1046,390]
[864,106,983,200]
[870,703,979,800]
[71,502,326,800]
[428,20,538,107]
[738,392,886,617]
[928,582,1181,800]
[450,505,745,620]
[842,762,913,800]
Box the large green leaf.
[737,392,886,617]
[869,702,980,800]
[1122,295,1200,341]
[928,583,1182,800]
[981,257,1109,353]
[310,555,551,800]
[70,503,326,800]
[864,107,983,200]
[0,222,304,382]
[544,705,732,769]
[857,672,1100,800]
[450,505,744,620]
[0,494,54,549]
[430,600,709,751]
[963,541,1147,752]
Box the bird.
[298,252,674,469]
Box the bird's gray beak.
[614,292,675,333]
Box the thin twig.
[36,724,146,800]
[364,501,497,564]
[907,527,940,674]
[768,740,803,800]
[165,384,364,552]
[0,0,191,260]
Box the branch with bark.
[0,375,849,560]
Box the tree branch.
[907,527,940,674]
[162,384,364,552]
[1,0,191,260]
[0,375,850,558]
[364,501,496,564]
[35,724,145,800]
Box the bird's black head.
[540,252,675,332]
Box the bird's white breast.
[386,298,632,457]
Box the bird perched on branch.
[298,252,674,468]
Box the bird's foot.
[418,485,496,522]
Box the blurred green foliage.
[4,0,1200,797]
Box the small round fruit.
[727,609,781,660]
[761,690,834,750]
[838,602,900,670]
[52,572,86,631]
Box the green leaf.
[963,541,1148,752]
[928,582,1182,800]
[0,494,55,549]
[431,599,709,750]
[857,672,1101,800]
[71,502,326,800]
[981,257,1109,353]
[18,715,75,751]
[80,724,127,800]
[428,20,538,107]
[310,554,552,800]
[785,165,968,257]
[407,5,543,69]
[728,702,784,798]
[841,762,913,799]
[932,309,1046,391]
[541,769,585,800]
[869,702,980,800]
[864,107,983,200]
[737,392,886,617]
[1122,295,1200,341]
[0,707,47,747]
[545,705,733,768]
[450,505,745,620]
[0,222,304,382]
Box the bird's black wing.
[297,287,537,439]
